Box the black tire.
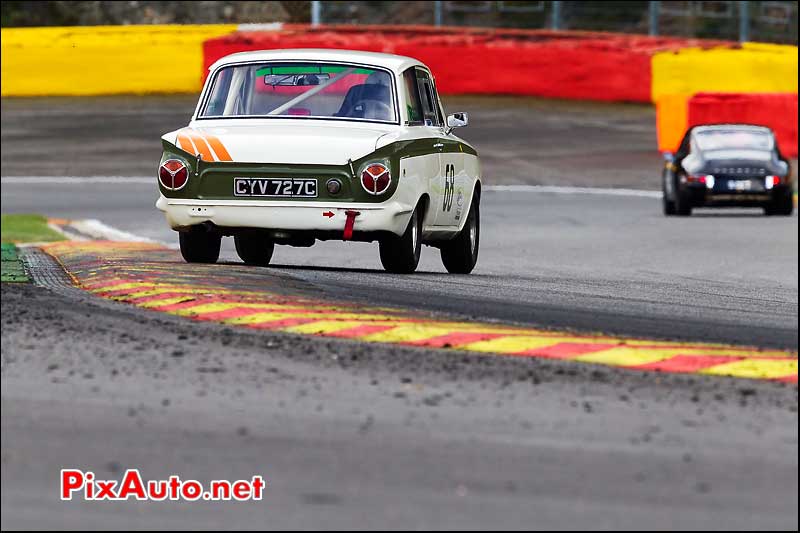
[379,208,422,273]
[764,188,794,216]
[234,231,274,266]
[441,194,480,274]
[179,227,221,264]
[663,192,677,216]
[674,185,692,217]
[662,172,676,216]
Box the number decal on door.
[443,164,455,212]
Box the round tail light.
[159,159,189,190]
[360,163,391,195]
[765,175,782,189]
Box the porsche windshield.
[694,129,773,152]
[200,62,397,123]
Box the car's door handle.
[433,143,444,150]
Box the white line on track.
[48,222,87,242]
[69,219,165,244]
[484,185,661,198]
[2,176,661,198]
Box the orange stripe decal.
[202,133,233,162]
[176,133,195,154]
[183,130,215,161]
[174,129,212,161]
[175,129,232,162]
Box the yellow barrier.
[651,42,798,101]
[1,24,237,96]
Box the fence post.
[311,1,322,26]
[551,1,562,30]
[649,1,660,36]
[434,1,443,26]
[738,1,750,42]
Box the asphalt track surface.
[0,95,663,187]
[1,96,798,529]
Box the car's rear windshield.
[200,62,397,124]
[694,129,773,152]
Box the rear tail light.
[687,174,714,188]
[687,174,711,184]
[765,175,782,189]
[360,163,391,195]
[159,159,189,190]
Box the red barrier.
[203,26,716,102]
[688,93,798,157]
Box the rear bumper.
[682,184,790,207]
[156,195,414,236]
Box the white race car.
[156,49,481,273]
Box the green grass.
[1,214,65,244]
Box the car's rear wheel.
[179,227,221,264]
[764,188,794,216]
[234,230,274,266]
[441,194,479,274]
[662,174,676,216]
[674,181,693,217]
[379,208,422,273]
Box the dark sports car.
[662,124,794,216]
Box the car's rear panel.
[158,140,397,204]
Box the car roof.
[208,48,427,75]
[691,124,774,135]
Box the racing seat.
[336,71,392,120]
[335,84,391,120]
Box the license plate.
[234,178,317,198]
[726,179,752,191]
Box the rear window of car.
[694,129,773,152]
[200,62,398,124]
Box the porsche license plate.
[234,178,317,198]
[726,179,753,191]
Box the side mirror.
[447,112,468,129]
[662,151,674,163]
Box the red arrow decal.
[322,211,335,218]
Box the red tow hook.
[343,210,360,241]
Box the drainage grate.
[19,247,157,316]
[21,247,78,292]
